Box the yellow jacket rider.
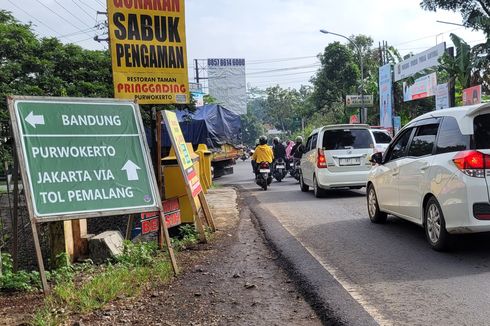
[252,136,274,171]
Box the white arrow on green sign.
[9,98,159,220]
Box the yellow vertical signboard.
[107,0,189,104]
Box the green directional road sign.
[8,97,160,221]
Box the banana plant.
[438,33,489,90]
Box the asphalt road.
[218,160,490,325]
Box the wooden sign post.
[8,96,178,292]
[161,111,215,240]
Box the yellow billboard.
[107,0,189,104]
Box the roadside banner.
[379,64,393,129]
[393,116,401,134]
[435,83,450,110]
[462,85,482,105]
[403,73,437,102]
[394,43,446,81]
[207,58,247,115]
[107,0,189,104]
[346,95,374,108]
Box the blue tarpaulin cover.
[162,104,242,148]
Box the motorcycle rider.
[272,137,286,162]
[291,136,305,161]
[252,135,274,174]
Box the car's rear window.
[322,129,373,150]
[373,131,392,144]
[474,114,490,149]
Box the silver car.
[299,124,375,197]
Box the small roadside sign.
[162,110,215,240]
[139,198,182,235]
[8,97,159,221]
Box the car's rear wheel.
[313,175,326,198]
[367,184,387,223]
[300,173,309,192]
[425,197,450,251]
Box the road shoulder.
[241,187,377,325]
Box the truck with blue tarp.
[161,104,243,178]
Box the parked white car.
[367,103,490,250]
[300,124,375,197]
[370,129,392,153]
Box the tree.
[263,86,298,132]
[0,10,41,164]
[311,42,358,122]
[241,112,265,146]
[0,10,196,165]
[437,33,490,105]
[421,0,490,36]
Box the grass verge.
[31,225,202,325]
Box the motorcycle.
[290,159,301,181]
[255,161,272,190]
[273,158,288,182]
[240,153,248,161]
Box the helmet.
[295,136,303,143]
[273,137,280,144]
[259,135,267,145]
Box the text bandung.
[61,115,121,127]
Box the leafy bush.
[0,253,41,291]
[172,224,200,251]
[115,240,158,267]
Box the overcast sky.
[2,0,486,90]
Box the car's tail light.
[453,150,490,178]
[317,149,327,168]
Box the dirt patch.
[0,188,321,325]
[77,188,321,325]
[0,292,43,325]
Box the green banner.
[10,98,159,219]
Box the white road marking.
[263,203,394,326]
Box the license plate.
[339,158,361,166]
[276,165,285,169]
[259,169,270,173]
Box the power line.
[249,76,313,86]
[247,56,318,64]
[247,64,320,75]
[7,0,64,38]
[79,0,101,13]
[71,0,97,23]
[392,27,462,46]
[34,0,87,31]
[70,35,99,45]
[58,26,99,39]
[94,0,106,8]
[54,0,94,29]
[246,70,318,79]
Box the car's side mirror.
[369,152,383,165]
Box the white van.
[299,124,375,197]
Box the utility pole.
[447,47,456,107]
[195,59,200,84]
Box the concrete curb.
[238,186,377,326]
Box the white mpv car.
[367,103,490,250]
[300,124,375,197]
